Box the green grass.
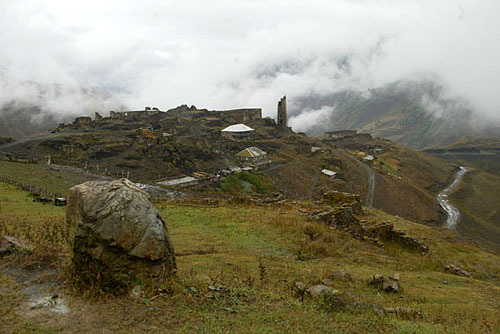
[0,183,66,258]
[0,161,72,195]
[1,183,499,333]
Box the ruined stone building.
[324,130,357,139]
[109,108,161,121]
[277,96,287,128]
[324,130,372,141]
[217,108,262,124]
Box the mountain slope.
[293,79,500,149]
[424,137,500,252]
[0,79,125,139]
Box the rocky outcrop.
[66,178,176,288]
[292,279,421,317]
[306,284,339,297]
[293,281,346,310]
[328,268,353,282]
[0,236,33,256]
[368,273,401,293]
[363,221,429,253]
[444,264,472,278]
[321,191,362,215]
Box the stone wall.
[217,108,262,123]
[324,130,357,139]
[309,191,429,253]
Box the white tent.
[221,124,254,132]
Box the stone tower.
[277,96,287,128]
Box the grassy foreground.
[0,182,499,333]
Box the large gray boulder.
[66,179,176,287]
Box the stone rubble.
[328,268,353,282]
[293,279,420,318]
[444,264,472,278]
[368,273,402,293]
[306,191,429,253]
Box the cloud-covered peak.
[0,0,499,122]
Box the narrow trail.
[345,154,375,208]
[437,166,468,228]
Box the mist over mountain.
[289,77,500,148]
[0,76,125,139]
[1,1,499,147]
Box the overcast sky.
[0,0,499,120]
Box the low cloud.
[289,106,334,133]
[0,0,499,128]
[0,72,125,122]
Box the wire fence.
[1,151,133,179]
[0,175,63,199]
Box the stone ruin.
[444,264,472,278]
[66,178,176,289]
[277,96,287,128]
[308,191,429,253]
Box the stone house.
[324,130,357,139]
[235,147,267,164]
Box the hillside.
[1,182,499,333]
[295,79,500,149]
[424,137,500,251]
[0,105,457,229]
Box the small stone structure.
[324,130,373,141]
[308,191,429,253]
[74,116,92,127]
[157,176,199,188]
[235,147,267,164]
[324,130,357,139]
[277,96,287,128]
[66,179,176,288]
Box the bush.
[220,172,274,194]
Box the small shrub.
[220,172,275,194]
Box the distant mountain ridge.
[293,78,500,149]
[0,79,125,139]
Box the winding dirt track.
[437,166,467,228]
